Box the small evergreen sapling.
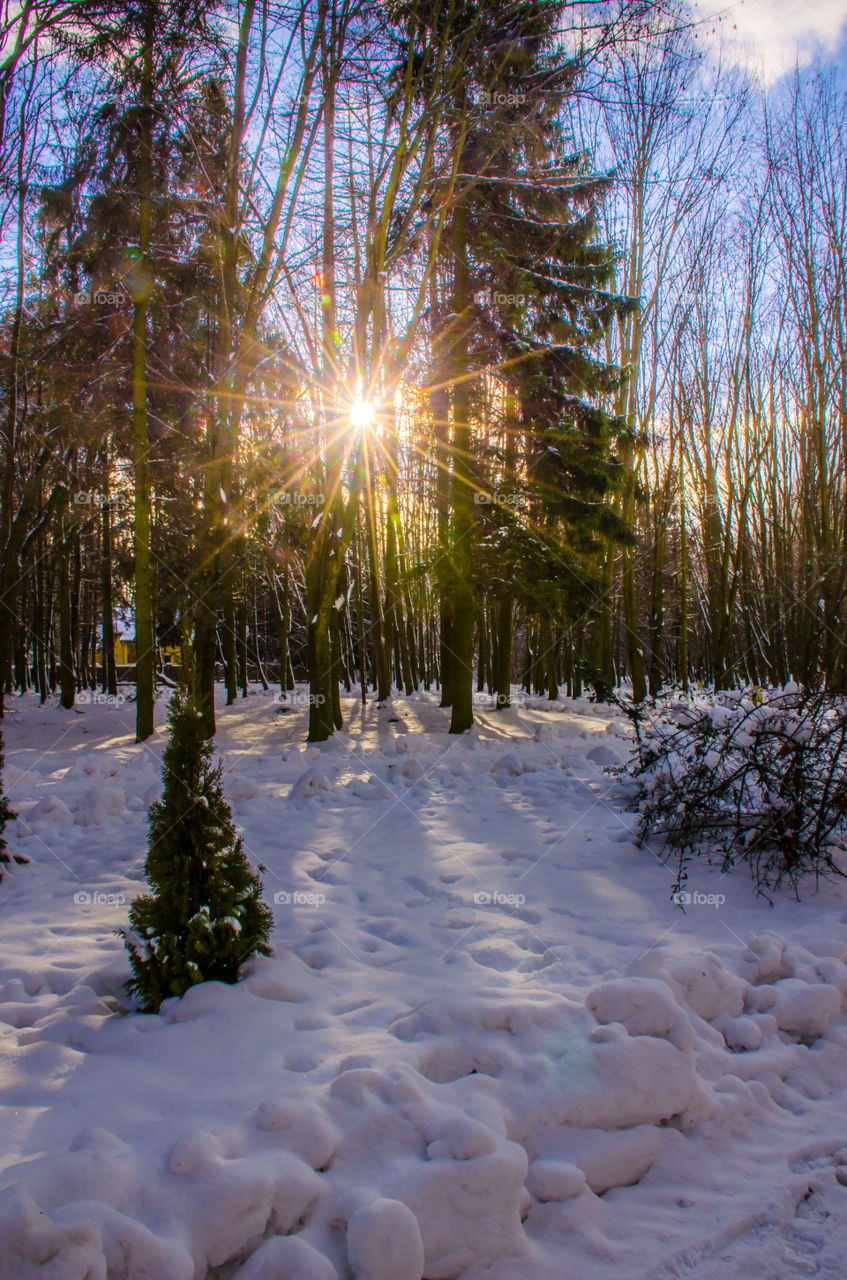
[121,688,272,1011]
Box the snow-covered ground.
[2,685,847,1279]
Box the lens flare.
[348,397,376,432]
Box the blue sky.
[696,0,847,81]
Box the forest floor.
[2,685,847,1278]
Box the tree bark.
[131,0,156,741]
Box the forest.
[1,0,844,745]
[2,2,847,1278]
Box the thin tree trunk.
[224,587,238,704]
[679,477,688,692]
[131,0,156,741]
[57,512,74,709]
[448,201,474,733]
[236,602,248,696]
[101,487,118,696]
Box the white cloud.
[695,0,847,81]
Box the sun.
[348,396,377,432]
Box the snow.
[748,977,841,1039]
[2,685,847,1278]
[346,1198,425,1279]
[289,766,333,802]
[234,1234,340,1279]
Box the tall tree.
[432,0,631,728]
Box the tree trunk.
[223,586,238,704]
[131,0,156,742]
[679,479,688,692]
[493,594,513,709]
[448,203,474,734]
[101,490,118,696]
[193,601,217,734]
[57,517,75,710]
[236,603,248,696]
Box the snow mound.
[525,1159,587,1203]
[227,775,260,802]
[559,1032,699,1128]
[747,977,840,1039]
[392,991,699,1128]
[234,1235,339,1279]
[25,795,74,826]
[426,1116,498,1161]
[290,768,333,802]
[553,1125,663,1193]
[244,955,314,1004]
[347,1198,424,1280]
[349,776,392,801]
[168,1128,222,1174]
[1,1189,195,1280]
[386,757,425,787]
[587,976,696,1051]
[489,753,535,777]
[253,1100,338,1169]
[72,785,126,826]
[392,1139,529,1277]
[663,952,748,1022]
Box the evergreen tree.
[121,687,272,1012]
[470,64,634,704]
[40,0,221,738]
[427,0,632,727]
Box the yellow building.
[96,617,181,667]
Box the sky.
[696,0,847,81]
